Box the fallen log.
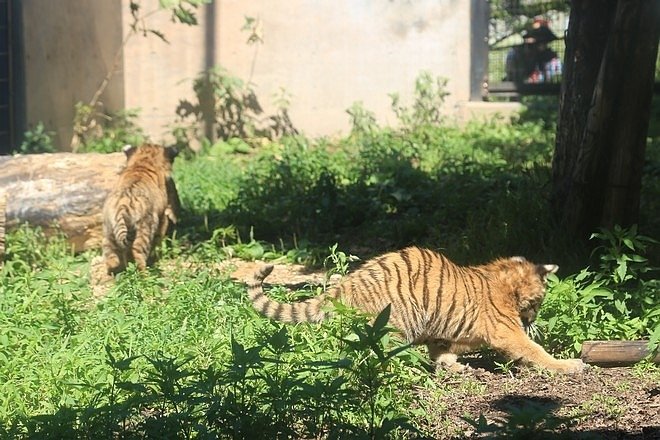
[581,340,660,367]
[0,152,125,252]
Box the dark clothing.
[505,45,561,84]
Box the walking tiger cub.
[248,247,585,373]
[102,143,180,274]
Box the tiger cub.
[248,247,585,373]
[102,143,180,274]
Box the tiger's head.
[494,256,558,329]
[123,143,178,171]
[490,257,559,329]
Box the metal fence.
[487,0,569,97]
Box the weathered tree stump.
[0,152,125,252]
[581,340,660,367]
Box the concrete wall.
[120,1,209,140]
[215,0,472,137]
[20,0,124,149]
[20,0,489,149]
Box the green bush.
[73,104,146,153]
[18,122,56,154]
[538,225,660,356]
[172,118,578,263]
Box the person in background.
[505,18,562,84]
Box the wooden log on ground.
[0,152,125,252]
[581,340,660,367]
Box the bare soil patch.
[422,362,660,439]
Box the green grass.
[1,99,659,437]
[1,228,435,438]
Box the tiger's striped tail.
[247,264,330,323]
[112,205,131,246]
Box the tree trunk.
[0,152,125,252]
[552,0,660,238]
[552,0,616,209]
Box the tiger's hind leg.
[427,340,468,373]
[153,214,171,251]
[102,236,125,275]
[131,222,157,271]
[145,216,171,267]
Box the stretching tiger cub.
[248,247,585,373]
[102,143,180,274]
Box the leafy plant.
[1,261,429,438]
[338,305,421,438]
[389,71,449,130]
[174,66,298,149]
[538,225,660,356]
[347,101,379,137]
[73,104,146,153]
[494,359,516,377]
[158,0,211,26]
[2,224,72,270]
[324,243,360,278]
[590,224,658,285]
[241,15,264,45]
[18,122,56,154]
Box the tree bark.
[552,0,660,238]
[552,0,616,207]
[0,152,125,252]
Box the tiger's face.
[509,257,558,328]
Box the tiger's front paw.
[434,353,468,373]
[164,207,178,224]
[556,358,587,374]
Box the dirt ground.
[425,363,660,439]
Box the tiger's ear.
[165,146,179,162]
[122,144,137,159]
[510,256,527,263]
[536,264,559,279]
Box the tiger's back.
[248,246,585,373]
[102,143,179,274]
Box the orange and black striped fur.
[248,247,585,373]
[102,143,180,274]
